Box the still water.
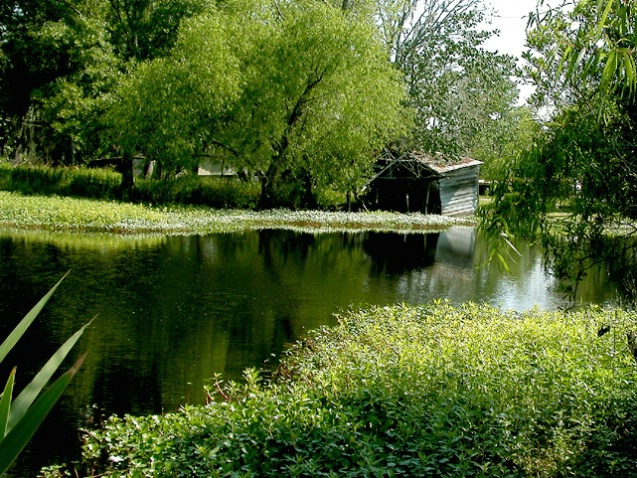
[0,227,621,475]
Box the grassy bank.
[45,302,637,477]
[0,191,473,235]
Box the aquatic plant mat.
[0,191,473,235]
[52,302,637,477]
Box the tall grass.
[50,302,637,478]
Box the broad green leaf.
[595,0,615,37]
[574,47,588,70]
[601,49,618,90]
[6,319,93,434]
[0,354,86,475]
[622,50,636,97]
[496,252,511,273]
[0,368,16,437]
[0,272,70,364]
[558,45,573,77]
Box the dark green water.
[0,228,620,475]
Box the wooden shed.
[364,150,483,216]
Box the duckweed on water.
[49,302,637,477]
[0,192,473,235]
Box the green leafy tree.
[106,12,242,180]
[216,0,409,208]
[531,0,637,102]
[374,0,520,160]
[0,0,89,160]
[106,0,214,62]
[108,0,409,207]
[481,0,637,294]
[0,0,212,164]
[470,106,542,180]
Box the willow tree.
[481,0,637,295]
[106,0,407,206]
[106,12,242,180]
[216,0,409,208]
[0,0,212,163]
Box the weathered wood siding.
[439,165,480,216]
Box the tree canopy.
[0,0,211,163]
[106,12,242,179]
[1,0,535,209]
[481,0,637,293]
[107,0,409,207]
[375,0,522,161]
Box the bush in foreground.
[51,303,637,477]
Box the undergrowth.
[46,302,637,477]
[0,163,261,208]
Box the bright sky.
[483,0,539,58]
[482,0,542,102]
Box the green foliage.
[376,0,520,162]
[0,0,212,163]
[483,0,637,292]
[66,302,637,477]
[109,0,409,207]
[533,0,637,103]
[0,274,89,474]
[469,107,542,180]
[0,164,122,199]
[0,163,260,208]
[106,11,242,178]
[218,0,409,207]
[131,176,260,209]
[0,0,121,162]
[106,0,215,62]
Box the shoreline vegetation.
[2,168,636,477]
[0,191,474,236]
[43,302,637,477]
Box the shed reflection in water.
[0,228,619,476]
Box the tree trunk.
[259,72,325,209]
[117,152,135,198]
[301,169,317,209]
[259,161,281,209]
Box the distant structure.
[364,150,483,216]
[197,159,237,177]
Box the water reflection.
[0,227,621,476]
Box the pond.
[0,227,621,475]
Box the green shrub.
[66,169,122,200]
[0,164,262,208]
[130,175,260,209]
[62,302,637,477]
[0,164,121,200]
